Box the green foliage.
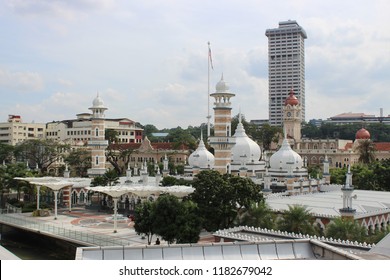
[331,160,390,191]
[355,140,376,164]
[65,149,91,177]
[329,167,347,184]
[14,139,70,174]
[161,176,178,186]
[277,205,317,235]
[0,143,14,163]
[152,194,182,244]
[190,170,263,232]
[237,201,276,229]
[301,122,390,141]
[325,217,367,243]
[134,200,155,245]
[257,123,283,151]
[90,169,120,187]
[133,194,202,244]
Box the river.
[1,225,78,260]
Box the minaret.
[162,154,169,177]
[339,165,357,219]
[208,74,236,174]
[323,155,330,184]
[283,88,302,142]
[87,93,109,177]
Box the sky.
[0,0,389,129]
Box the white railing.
[0,213,130,247]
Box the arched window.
[95,156,99,166]
[95,128,99,137]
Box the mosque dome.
[91,94,106,109]
[355,128,370,140]
[285,88,299,106]
[269,137,303,170]
[215,74,230,93]
[231,116,261,164]
[188,137,215,169]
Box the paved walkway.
[0,207,160,247]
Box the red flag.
[208,43,214,70]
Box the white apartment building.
[46,114,143,145]
[266,20,307,126]
[0,115,45,145]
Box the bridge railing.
[0,214,129,247]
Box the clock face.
[287,112,292,117]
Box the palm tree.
[355,139,376,164]
[325,217,366,242]
[277,205,316,235]
[237,201,276,229]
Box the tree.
[0,143,14,164]
[65,148,91,177]
[330,167,347,184]
[176,200,202,244]
[14,139,69,174]
[152,194,182,244]
[355,139,376,164]
[0,163,35,207]
[190,170,263,232]
[277,205,316,235]
[134,200,156,245]
[106,144,135,176]
[164,127,197,150]
[258,124,282,151]
[237,200,276,229]
[161,176,178,186]
[90,169,120,187]
[325,217,366,243]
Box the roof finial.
[239,106,242,124]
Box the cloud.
[0,68,44,92]
[7,0,115,20]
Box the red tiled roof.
[374,143,390,151]
[109,142,189,151]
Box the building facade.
[0,115,45,145]
[266,20,307,126]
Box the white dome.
[92,94,106,109]
[188,138,215,169]
[215,75,230,93]
[231,120,261,164]
[269,137,303,170]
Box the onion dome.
[188,134,215,169]
[231,114,261,163]
[285,88,299,106]
[215,74,230,93]
[269,137,303,170]
[91,93,106,109]
[355,128,370,140]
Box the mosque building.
[184,75,326,193]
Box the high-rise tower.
[208,75,235,174]
[266,20,307,126]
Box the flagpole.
[207,41,211,138]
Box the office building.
[266,20,307,126]
[0,115,45,145]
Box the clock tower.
[283,88,301,141]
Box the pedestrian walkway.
[0,207,155,247]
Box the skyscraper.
[265,20,307,126]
